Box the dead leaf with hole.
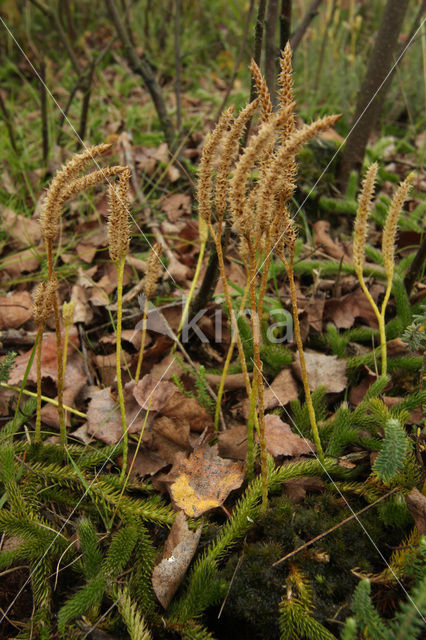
[170,444,244,517]
[0,291,33,329]
[261,414,314,458]
[161,193,191,222]
[292,350,347,393]
[152,511,202,608]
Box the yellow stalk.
[34,326,43,444]
[284,252,325,464]
[115,255,128,482]
[1,383,86,418]
[135,296,149,383]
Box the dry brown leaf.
[283,477,325,503]
[0,291,33,329]
[41,370,86,429]
[2,248,40,278]
[263,368,299,410]
[8,327,80,385]
[124,445,168,480]
[70,284,93,325]
[405,488,426,534]
[2,208,42,247]
[75,243,97,263]
[150,416,192,469]
[152,511,202,608]
[292,350,347,393]
[94,352,132,387]
[314,220,351,261]
[161,193,191,222]
[261,414,314,458]
[133,374,177,412]
[170,444,244,517]
[218,424,247,460]
[161,391,213,433]
[86,382,146,445]
[325,286,382,329]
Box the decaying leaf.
[292,350,347,393]
[314,220,351,261]
[262,414,314,458]
[152,511,202,608]
[263,368,299,410]
[133,374,176,412]
[170,444,244,517]
[218,424,248,460]
[86,383,147,444]
[160,193,191,222]
[0,291,33,329]
[325,286,382,329]
[2,208,42,247]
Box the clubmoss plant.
[353,166,414,376]
[39,143,126,446]
[32,278,57,444]
[107,168,132,482]
[198,45,337,504]
[135,242,163,382]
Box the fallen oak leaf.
[0,291,33,329]
[170,444,244,517]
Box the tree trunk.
[337,0,410,191]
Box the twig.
[28,0,81,75]
[105,0,177,153]
[243,0,267,145]
[76,61,95,150]
[290,0,324,53]
[214,0,255,123]
[403,232,426,296]
[174,0,182,132]
[39,59,49,163]
[0,91,18,153]
[272,487,399,567]
[279,0,292,50]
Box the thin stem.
[135,296,149,383]
[284,252,325,463]
[1,383,86,418]
[357,269,386,376]
[115,255,128,482]
[34,326,44,443]
[248,247,268,510]
[208,221,251,397]
[214,280,251,432]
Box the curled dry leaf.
[218,424,248,460]
[161,391,213,433]
[152,511,202,609]
[262,414,314,459]
[170,444,244,517]
[0,291,33,329]
[292,350,347,393]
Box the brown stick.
[279,0,292,50]
[105,0,177,153]
[273,487,399,567]
[28,0,81,75]
[39,59,49,163]
[289,0,323,53]
[214,0,255,123]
